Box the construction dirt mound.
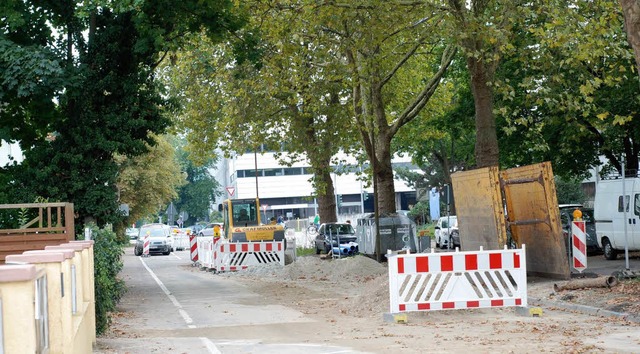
[221,254,640,319]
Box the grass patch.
[296,247,316,256]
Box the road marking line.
[200,337,222,354]
[172,253,182,260]
[139,257,196,328]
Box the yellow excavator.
[218,198,285,243]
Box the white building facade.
[217,147,418,221]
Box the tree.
[316,2,457,215]
[394,61,476,190]
[555,177,587,205]
[494,1,638,178]
[445,1,529,168]
[164,4,358,224]
[0,1,246,230]
[115,134,186,224]
[173,138,221,222]
[620,0,640,76]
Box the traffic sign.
[226,186,235,197]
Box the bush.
[88,225,126,335]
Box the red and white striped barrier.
[189,234,198,262]
[388,245,527,313]
[142,233,150,257]
[216,240,285,272]
[572,220,587,272]
[197,237,215,269]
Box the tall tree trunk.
[620,0,640,77]
[371,72,397,215]
[374,134,396,215]
[467,56,499,168]
[316,168,337,224]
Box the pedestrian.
[277,215,283,224]
[313,214,320,228]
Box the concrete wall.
[0,241,95,354]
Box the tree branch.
[391,45,457,134]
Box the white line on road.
[200,337,222,354]
[139,257,198,330]
[172,253,182,260]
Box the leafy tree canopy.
[0,1,246,229]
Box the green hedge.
[88,225,126,335]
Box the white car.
[434,216,459,249]
[134,224,174,256]
[198,223,224,237]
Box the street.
[95,247,640,354]
[95,248,368,354]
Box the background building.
[216,146,418,222]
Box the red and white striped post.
[189,233,198,263]
[571,209,587,273]
[143,232,150,257]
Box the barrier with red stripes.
[189,234,198,262]
[572,221,587,272]
[197,237,215,269]
[388,245,527,313]
[215,240,285,272]
[142,233,150,257]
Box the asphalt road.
[95,249,368,354]
[583,251,640,276]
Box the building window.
[284,167,301,176]
[263,169,281,177]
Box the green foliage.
[407,201,431,224]
[555,177,587,205]
[495,1,637,178]
[116,134,187,223]
[90,225,126,335]
[172,138,221,222]
[209,210,223,223]
[0,1,246,233]
[394,61,476,188]
[296,248,316,257]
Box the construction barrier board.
[388,246,527,313]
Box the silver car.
[134,224,173,256]
[314,222,358,255]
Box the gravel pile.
[227,255,386,282]
[221,255,392,317]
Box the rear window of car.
[139,227,168,237]
[325,224,354,234]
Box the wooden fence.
[0,203,75,263]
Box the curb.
[529,296,640,323]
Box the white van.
[594,177,640,260]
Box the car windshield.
[325,224,354,235]
[140,227,168,237]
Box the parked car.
[134,223,174,256]
[186,224,206,235]
[559,204,599,255]
[198,223,224,237]
[434,216,459,249]
[126,227,139,240]
[314,222,358,255]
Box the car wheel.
[134,247,141,256]
[602,238,617,260]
